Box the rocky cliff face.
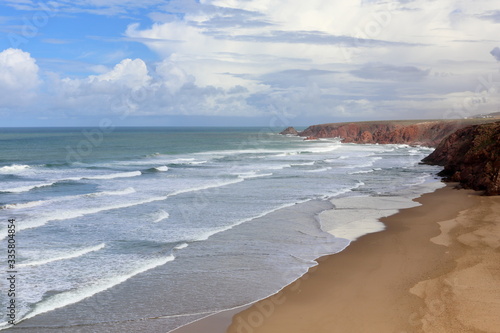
[423,121,500,195]
[285,119,498,147]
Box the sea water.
[0,127,442,332]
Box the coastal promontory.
[282,116,500,195]
[423,121,500,195]
[283,118,499,147]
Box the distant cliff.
[282,119,498,147]
[423,121,500,195]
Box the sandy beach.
[222,184,500,333]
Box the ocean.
[0,127,442,332]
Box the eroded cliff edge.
[281,118,499,195]
[422,121,500,195]
[283,119,498,147]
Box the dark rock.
[280,127,299,136]
[423,121,500,195]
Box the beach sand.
[221,184,500,333]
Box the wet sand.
[223,184,500,333]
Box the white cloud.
[154,59,194,94]
[45,57,258,118]
[0,48,40,107]
[37,0,500,121]
[3,0,500,123]
[90,58,151,89]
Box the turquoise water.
[0,127,441,331]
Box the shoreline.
[225,184,500,333]
[174,183,500,333]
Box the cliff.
[285,119,498,147]
[423,121,500,195]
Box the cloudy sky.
[1,0,499,127]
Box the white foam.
[155,166,169,172]
[275,152,298,157]
[342,157,382,169]
[6,180,248,234]
[86,187,136,197]
[291,162,315,166]
[192,201,304,242]
[3,188,136,211]
[321,181,365,200]
[348,168,382,175]
[174,243,189,250]
[303,144,341,154]
[188,160,208,165]
[407,174,432,186]
[21,255,175,323]
[408,149,422,155]
[168,179,244,197]
[320,195,423,241]
[1,182,56,193]
[14,196,169,233]
[152,210,170,223]
[0,164,31,173]
[1,171,141,194]
[265,164,292,170]
[325,215,386,241]
[83,171,142,180]
[305,167,331,173]
[18,243,106,268]
[170,158,196,163]
[2,187,136,210]
[237,171,273,179]
[2,200,47,210]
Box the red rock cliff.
[422,121,500,195]
[296,119,498,147]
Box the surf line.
[5,218,17,325]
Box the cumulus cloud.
[3,0,500,123]
[48,57,257,118]
[154,60,195,94]
[90,58,151,89]
[0,48,40,107]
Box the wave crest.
[18,243,106,267]
[0,164,31,173]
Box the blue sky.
[0,0,499,127]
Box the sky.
[0,0,499,127]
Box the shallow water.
[0,127,442,331]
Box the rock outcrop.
[296,119,498,147]
[279,127,299,135]
[422,121,500,195]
